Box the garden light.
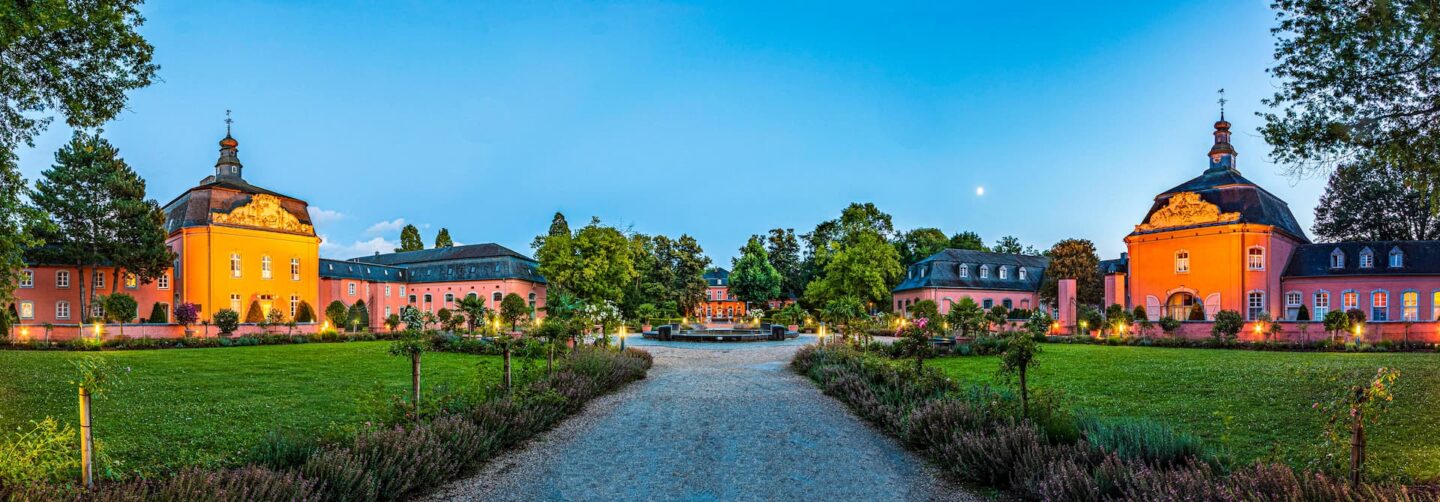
[619,325,627,350]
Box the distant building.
[319,244,547,327]
[892,249,1049,316]
[694,268,746,320]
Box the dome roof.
[219,134,238,148]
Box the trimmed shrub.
[295,301,316,323]
[325,301,349,328]
[213,309,241,335]
[146,302,168,323]
[244,301,265,323]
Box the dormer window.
[998,266,1009,280]
[1018,268,1028,280]
[958,265,968,278]
[1330,249,1345,269]
[919,267,927,278]
[1359,248,1374,268]
[979,265,990,279]
[1389,247,1404,268]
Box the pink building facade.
[11,265,176,325]
[892,249,1049,317]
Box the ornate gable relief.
[210,194,314,235]
[1135,192,1240,232]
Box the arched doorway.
[1166,292,1199,320]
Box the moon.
[975,186,985,196]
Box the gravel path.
[424,336,981,502]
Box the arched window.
[1175,250,1190,273]
[1402,291,1418,321]
[230,253,242,278]
[998,266,1009,280]
[261,256,272,279]
[1247,247,1264,270]
[1371,291,1388,321]
[1166,292,1197,320]
[1247,291,1265,320]
[528,292,537,307]
[979,266,990,279]
[1330,249,1345,268]
[958,265,969,278]
[1389,247,1404,268]
[1359,248,1375,268]
[467,292,478,300]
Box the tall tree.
[804,230,903,312]
[1262,1,1440,183]
[395,224,424,252]
[0,0,157,152]
[0,152,43,311]
[533,212,576,294]
[623,233,669,315]
[670,234,710,314]
[948,231,987,251]
[1314,160,1440,241]
[896,227,949,265]
[765,228,803,300]
[991,235,1041,256]
[559,218,637,303]
[1038,238,1104,307]
[800,203,896,302]
[32,133,170,317]
[730,236,782,308]
[433,228,454,248]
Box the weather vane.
[1217,88,1227,119]
[225,109,233,135]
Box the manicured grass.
[0,342,503,478]
[927,344,1440,481]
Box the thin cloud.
[310,207,344,225]
[365,218,406,235]
[320,235,399,259]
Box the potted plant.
[175,302,199,337]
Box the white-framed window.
[998,266,1009,280]
[1342,290,1359,311]
[444,293,454,303]
[56,301,70,320]
[230,293,242,312]
[18,301,33,319]
[1175,250,1190,273]
[1389,248,1404,268]
[1402,291,1418,321]
[157,273,169,289]
[261,256,272,279]
[1247,291,1265,320]
[347,282,357,296]
[93,273,104,289]
[125,273,138,289]
[399,286,406,297]
[1359,248,1374,268]
[291,258,301,281]
[385,284,391,297]
[1313,291,1330,319]
[230,253,242,278]
[959,265,969,278]
[1285,291,1302,320]
[55,270,69,288]
[979,265,990,279]
[384,306,391,317]
[1371,291,1388,321]
[19,270,33,288]
[1330,249,1345,268]
[408,294,417,303]
[90,302,104,319]
[290,295,299,318]
[1247,246,1264,270]
[1018,268,1027,280]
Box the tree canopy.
[804,229,902,312]
[730,236,782,306]
[434,228,454,248]
[535,216,637,305]
[396,224,424,252]
[948,231,986,251]
[765,228,804,300]
[1038,238,1104,307]
[1313,160,1440,241]
[896,227,949,266]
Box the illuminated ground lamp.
[619,325,627,351]
[92,321,103,343]
[19,327,29,342]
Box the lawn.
[0,342,504,478]
[927,344,1440,481]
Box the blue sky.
[14,1,1321,264]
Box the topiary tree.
[325,300,348,329]
[244,301,264,323]
[102,293,138,338]
[347,299,370,331]
[295,301,316,323]
[500,293,528,332]
[213,309,240,335]
[1323,309,1350,342]
[175,302,199,330]
[145,302,167,323]
[1211,310,1244,344]
[1296,305,1312,344]
[1132,306,1151,338]
[1188,304,1207,321]
[1159,316,1181,335]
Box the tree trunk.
[78,265,88,324]
[411,354,422,409]
[503,345,512,390]
[78,387,94,488]
[1351,390,1366,487]
[547,342,555,374]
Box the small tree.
[455,295,488,333]
[243,301,264,323]
[635,303,659,327]
[998,329,1041,417]
[1315,367,1399,486]
[440,308,464,332]
[325,300,349,329]
[820,295,866,343]
[295,301,316,323]
[69,357,126,488]
[213,309,240,336]
[1159,316,1181,335]
[946,298,985,336]
[145,302,166,323]
[986,305,1010,333]
[385,313,401,332]
[399,305,423,331]
[348,300,370,331]
[1132,306,1151,338]
[500,293,528,332]
[908,300,941,322]
[895,317,936,372]
[265,308,287,328]
[101,293,138,338]
[776,303,807,329]
[388,335,429,412]
[1323,309,1351,342]
[175,302,199,331]
[1211,310,1244,344]
[1027,309,1052,339]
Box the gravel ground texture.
[424,336,981,502]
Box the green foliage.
[265,307,287,326]
[324,300,348,327]
[388,335,429,360]
[947,230,985,251]
[1297,304,1312,323]
[102,293,138,324]
[820,295,866,337]
[500,293,529,331]
[145,302,166,323]
[385,314,401,332]
[433,228,454,248]
[1038,238,1103,307]
[244,301,265,323]
[907,299,940,322]
[990,235,1040,256]
[895,227,949,265]
[536,216,638,305]
[804,229,902,310]
[765,228,805,301]
[1323,309,1351,336]
[985,305,1010,331]
[1313,162,1439,241]
[1027,309,1052,339]
[1077,414,1206,467]
[946,297,986,336]
[1211,310,1244,343]
[396,224,424,252]
[347,300,370,329]
[729,236,782,306]
[399,305,424,331]
[294,301,315,323]
[997,330,1040,415]
[0,152,43,311]
[1158,316,1182,334]
[634,303,659,325]
[213,309,241,335]
[454,295,489,332]
[0,418,82,486]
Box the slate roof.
[893,249,1048,293]
[161,177,314,236]
[1282,241,1440,278]
[348,243,545,284]
[704,268,730,286]
[1100,256,1129,275]
[318,259,408,282]
[1133,167,1310,243]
